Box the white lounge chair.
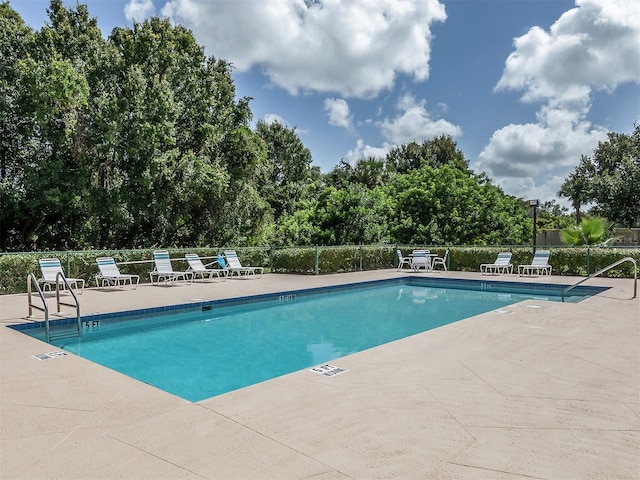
[185,253,227,282]
[150,250,194,285]
[95,257,139,289]
[480,252,513,275]
[38,258,85,294]
[431,250,448,271]
[411,250,431,272]
[396,250,412,271]
[518,250,552,276]
[223,250,263,278]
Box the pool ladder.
[27,273,82,343]
[279,293,296,303]
[561,257,637,302]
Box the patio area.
[1,270,638,479]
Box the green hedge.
[1,245,638,295]
[271,246,400,274]
[447,246,639,277]
[271,247,317,274]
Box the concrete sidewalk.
[1,271,638,479]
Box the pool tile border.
[9,276,607,334]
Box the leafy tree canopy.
[388,163,528,245]
[536,200,574,231]
[1,2,543,251]
[559,123,640,227]
[255,120,317,218]
[385,135,470,173]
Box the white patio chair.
[480,252,513,275]
[431,250,448,271]
[518,250,552,276]
[396,250,412,271]
[38,258,85,294]
[185,253,227,282]
[223,250,263,278]
[95,257,139,289]
[410,250,431,272]
[150,250,194,285]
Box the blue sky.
[11,0,640,206]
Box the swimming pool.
[16,278,607,402]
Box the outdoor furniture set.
[397,249,552,276]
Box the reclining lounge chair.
[95,257,140,289]
[518,250,552,276]
[185,253,227,282]
[38,258,85,294]
[150,250,194,285]
[480,252,513,275]
[223,250,263,278]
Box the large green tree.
[389,165,528,245]
[287,136,529,246]
[383,136,529,245]
[4,0,98,250]
[255,120,317,219]
[308,184,393,245]
[559,124,640,227]
[1,1,273,250]
[0,3,33,250]
[386,135,469,174]
[106,17,240,247]
[1,1,540,252]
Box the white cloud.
[340,93,461,166]
[479,0,640,202]
[341,92,461,164]
[324,98,353,130]
[344,139,393,164]
[478,104,605,174]
[378,94,462,144]
[476,105,608,187]
[263,113,288,126]
[161,0,201,23]
[160,0,447,98]
[124,0,155,22]
[496,0,640,107]
[262,113,309,134]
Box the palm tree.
[352,157,387,188]
[560,218,615,246]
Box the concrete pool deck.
[1,270,638,479]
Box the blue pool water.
[18,278,606,402]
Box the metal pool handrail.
[561,257,637,302]
[55,272,82,340]
[27,273,49,340]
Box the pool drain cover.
[33,351,67,361]
[310,364,348,377]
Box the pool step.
[48,326,81,342]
